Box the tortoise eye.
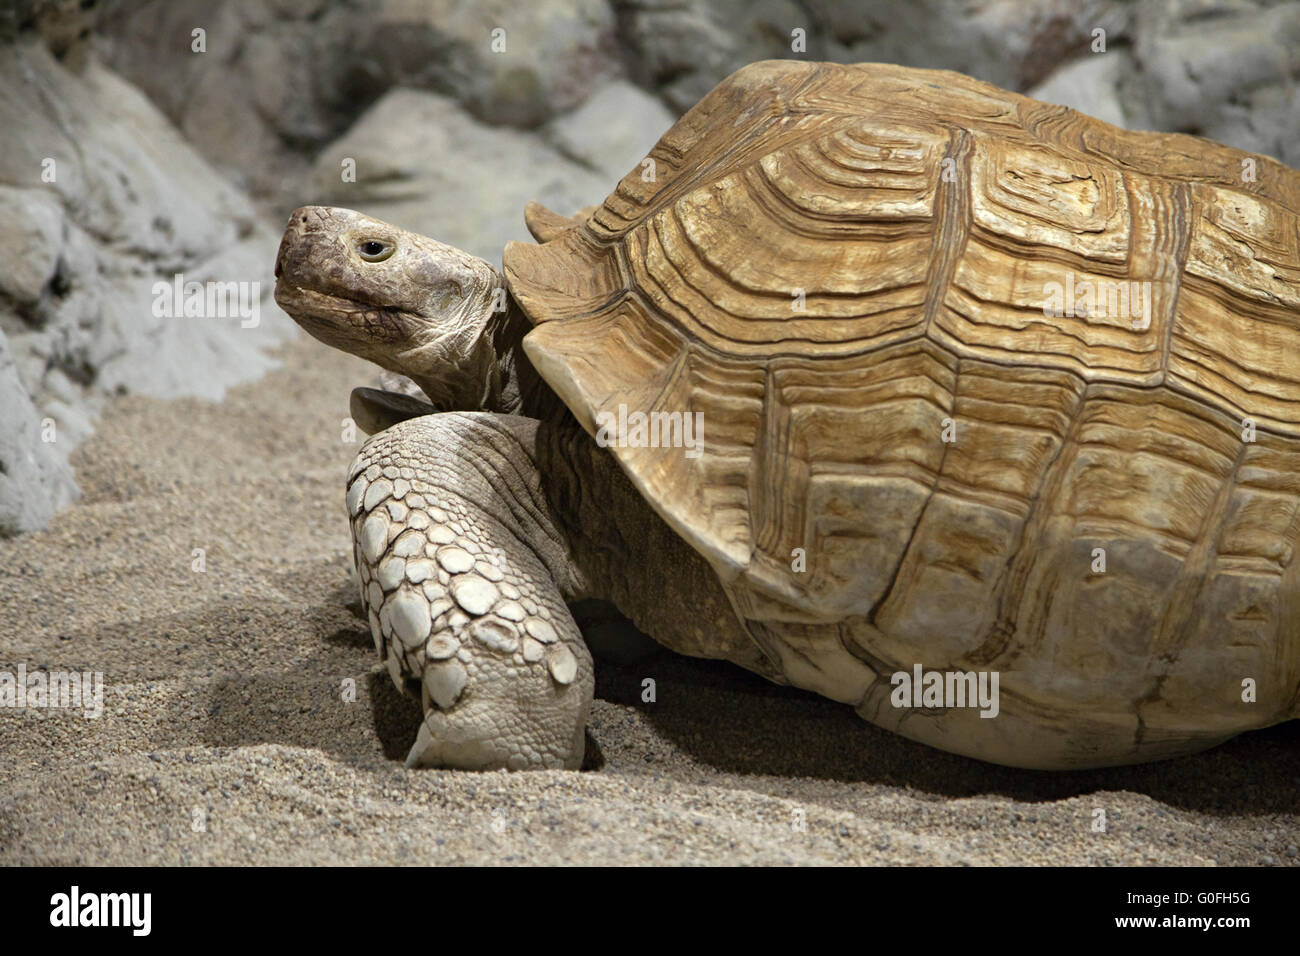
[357,239,394,262]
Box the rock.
[302,89,608,262]
[544,81,677,182]
[99,0,622,200]
[1027,53,1130,129]
[1126,0,1300,165]
[0,330,77,536]
[616,0,1130,113]
[615,0,809,113]
[1,0,97,55]
[96,0,1293,201]
[98,0,342,198]
[0,38,294,534]
[815,0,1128,91]
[361,0,621,128]
[0,187,63,303]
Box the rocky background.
[1,0,1297,535]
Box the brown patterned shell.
[502,61,1300,730]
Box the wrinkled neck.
[491,298,567,421]
[402,266,565,420]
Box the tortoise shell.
[503,61,1300,761]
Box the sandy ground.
[1,335,1297,866]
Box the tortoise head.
[274,206,506,410]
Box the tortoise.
[273,60,1300,771]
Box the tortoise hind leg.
[347,411,594,770]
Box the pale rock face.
[543,81,677,183]
[304,89,609,262]
[0,187,63,303]
[615,0,1115,112]
[1026,55,1128,130]
[0,38,293,535]
[1128,0,1300,166]
[0,333,76,534]
[360,0,621,126]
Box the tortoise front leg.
[346,411,594,770]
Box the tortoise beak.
[274,206,321,287]
[274,206,340,288]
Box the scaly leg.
[347,411,593,769]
